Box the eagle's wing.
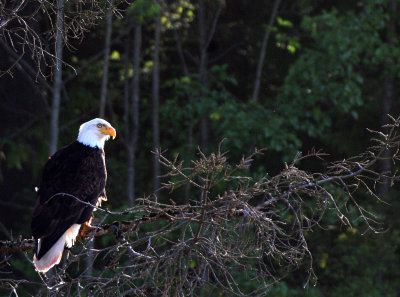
[31,142,106,259]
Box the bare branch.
[2,116,400,296]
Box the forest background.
[1,0,400,296]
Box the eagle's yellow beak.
[101,126,116,139]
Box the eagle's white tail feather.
[66,224,81,248]
[33,224,81,273]
[33,232,66,273]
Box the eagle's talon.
[79,221,96,237]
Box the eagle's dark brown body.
[31,141,107,260]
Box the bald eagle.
[31,118,116,272]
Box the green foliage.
[2,142,29,170]
[161,0,195,30]
[277,17,293,28]
[277,1,390,140]
[162,64,302,161]
[127,0,161,23]
[312,229,400,296]
[276,17,300,54]
[268,282,321,297]
[161,64,238,155]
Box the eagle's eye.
[97,123,103,128]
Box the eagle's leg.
[79,216,95,237]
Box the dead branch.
[1,115,400,296]
[0,0,123,76]
[0,211,198,254]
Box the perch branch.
[0,209,244,254]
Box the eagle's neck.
[77,133,105,149]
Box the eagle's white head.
[77,118,116,149]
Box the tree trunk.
[152,11,161,193]
[123,28,131,143]
[251,0,281,102]
[99,0,114,118]
[174,29,192,202]
[123,22,132,205]
[49,0,65,155]
[377,1,397,197]
[172,31,191,151]
[126,22,142,206]
[89,0,114,277]
[378,78,393,197]
[198,0,208,153]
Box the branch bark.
[0,0,28,30]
